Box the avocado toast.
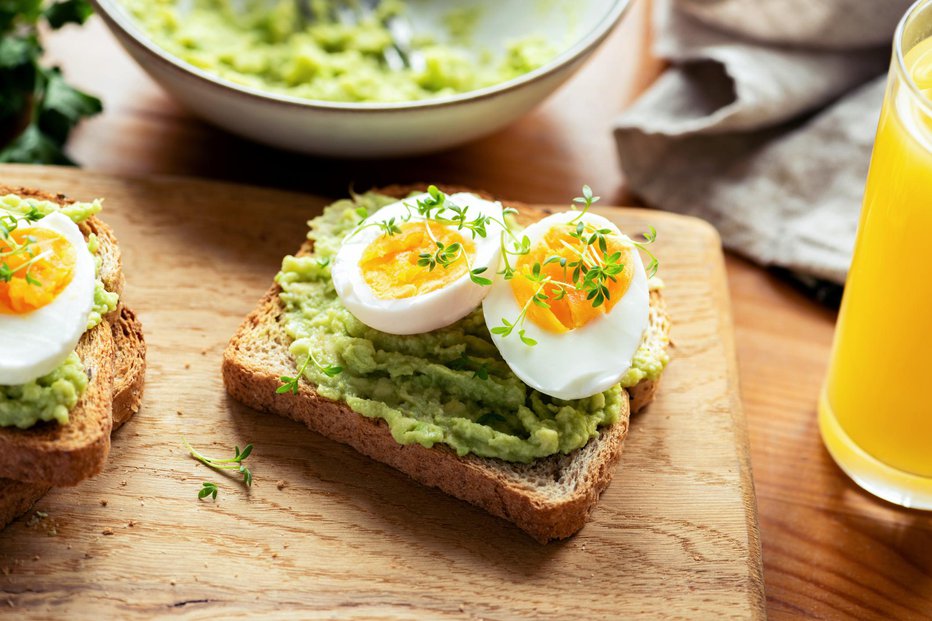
[0,187,146,529]
[224,185,670,542]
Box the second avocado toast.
[0,187,146,529]
[224,184,671,542]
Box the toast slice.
[224,188,671,542]
[0,187,124,486]
[0,304,146,529]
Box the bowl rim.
[93,0,632,112]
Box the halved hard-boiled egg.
[483,211,649,400]
[332,192,505,334]
[0,212,96,385]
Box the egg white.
[0,212,97,386]
[332,192,505,335]
[482,211,650,401]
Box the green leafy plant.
[277,349,343,394]
[634,226,660,278]
[183,438,255,489]
[0,0,101,165]
[0,210,49,289]
[198,481,219,500]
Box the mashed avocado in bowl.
[119,0,557,103]
[96,0,631,156]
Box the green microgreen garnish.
[468,266,492,286]
[278,349,342,394]
[413,207,495,287]
[417,240,462,271]
[570,184,600,222]
[491,185,660,347]
[444,199,490,239]
[0,211,48,288]
[344,185,524,283]
[183,438,254,489]
[198,481,219,500]
[633,226,660,278]
[582,251,626,308]
[406,187,498,241]
[490,315,538,347]
[342,185,659,350]
[378,217,402,236]
[498,231,531,281]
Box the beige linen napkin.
[614,0,914,286]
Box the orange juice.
[819,8,932,507]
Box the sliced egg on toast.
[482,211,649,400]
[332,192,505,334]
[0,212,96,385]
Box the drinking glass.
[819,0,932,508]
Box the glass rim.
[895,0,932,117]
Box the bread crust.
[223,189,671,542]
[111,306,147,430]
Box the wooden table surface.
[35,3,932,619]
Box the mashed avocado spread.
[0,194,119,429]
[0,354,88,428]
[120,0,556,103]
[276,194,668,463]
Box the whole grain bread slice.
[0,303,146,529]
[223,189,671,542]
[0,187,125,486]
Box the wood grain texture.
[729,261,932,621]
[0,166,762,619]
[34,2,932,617]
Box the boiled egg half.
[0,212,96,385]
[332,192,505,334]
[482,211,649,400]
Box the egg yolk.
[0,227,76,315]
[511,224,634,333]
[360,221,476,299]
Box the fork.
[303,0,421,71]
[179,0,421,70]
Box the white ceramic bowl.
[94,0,631,157]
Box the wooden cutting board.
[0,165,764,620]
